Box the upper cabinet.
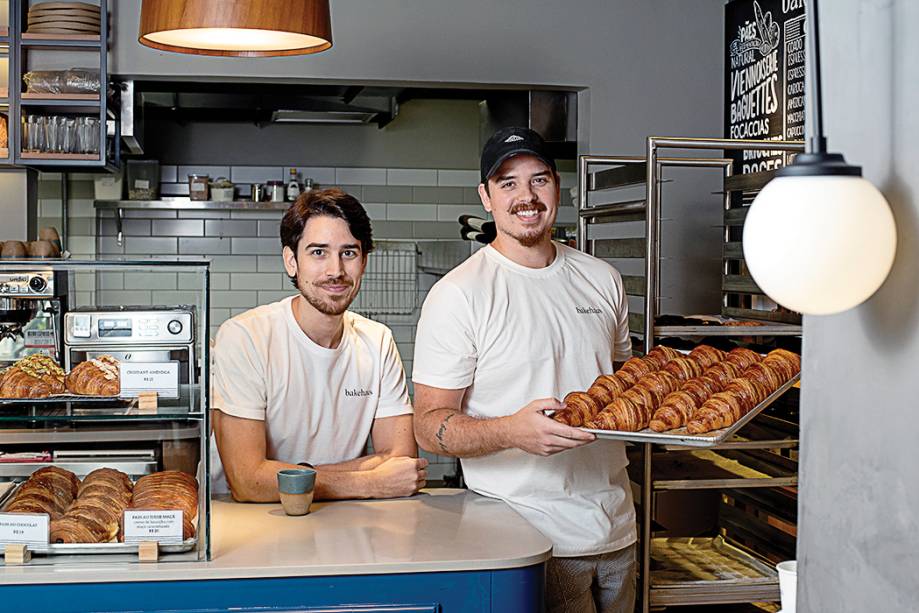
[4,0,116,170]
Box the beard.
[297,276,360,316]
[502,202,553,247]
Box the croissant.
[586,374,629,407]
[66,356,120,396]
[725,347,761,370]
[649,374,724,432]
[641,345,681,369]
[555,392,601,427]
[702,361,742,387]
[586,397,646,431]
[633,370,680,406]
[688,345,727,369]
[0,354,66,398]
[723,377,767,412]
[661,357,704,381]
[763,349,801,381]
[742,362,783,394]
[6,466,81,519]
[687,392,745,434]
[618,357,657,380]
[649,392,696,432]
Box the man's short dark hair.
[280,188,374,286]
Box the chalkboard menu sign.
[724,0,806,174]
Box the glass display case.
[0,259,210,565]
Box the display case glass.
[0,259,210,564]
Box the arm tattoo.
[435,413,456,453]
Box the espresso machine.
[0,269,67,366]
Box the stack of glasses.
[21,115,101,155]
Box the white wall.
[111,0,727,155]
[797,0,919,611]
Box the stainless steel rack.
[577,136,805,612]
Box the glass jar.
[267,180,285,202]
[188,174,210,201]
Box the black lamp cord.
[807,0,827,155]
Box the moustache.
[316,278,354,288]
[509,202,547,214]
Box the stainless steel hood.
[119,80,576,157]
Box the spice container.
[210,177,235,202]
[188,174,209,201]
[267,180,285,202]
[126,160,160,200]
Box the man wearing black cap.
[412,127,636,612]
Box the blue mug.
[277,468,316,495]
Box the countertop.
[0,488,552,585]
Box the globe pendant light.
[139,0,332,57]
[742,0,896,315]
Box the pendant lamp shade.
[139,0,332,57]
[743,175,896,315]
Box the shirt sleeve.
[411,280,477,389]
[374,329,414,419]
[212,320,267,421]
[610,267,633,362]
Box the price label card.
[120,362,180,398]
[24,330,56,349]
[0,513,50,546]
[123,510,184,544]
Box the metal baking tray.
[582,373,800,447]
[654,323,802,337]
[651,536,777,586]
[0,395,124,405]
[0,479,198,555]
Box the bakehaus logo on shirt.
[576,306,602,314]
[345,388,374,397]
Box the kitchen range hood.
[119,79,576,157]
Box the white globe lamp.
[741,0,897,316]
[743,157,896,315]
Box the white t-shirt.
[412,242,634,557]
[210,296,413,495]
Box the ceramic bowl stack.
[27,2,101,36]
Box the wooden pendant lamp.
[139,0,332,57]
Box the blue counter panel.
[1,564,544,613]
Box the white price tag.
[24,330,56,348]
[190,181,206,193]
[119,362,180,398]
[0,513,49,546]
[133,179,150,189]
[123,510,184,545]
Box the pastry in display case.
[0,259,211,564]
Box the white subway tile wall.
[42,165,577,481]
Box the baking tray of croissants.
[0,354,122,402]
[0,466,198,554]
[553,344,801,447]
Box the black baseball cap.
[480,126,557,183]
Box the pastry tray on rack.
[651,536,778,586]
[0,480,198,555]
[582,373,800,448]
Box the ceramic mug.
[277,468,316,516]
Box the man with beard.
[412,128,635,612]
[211,188,426,501]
